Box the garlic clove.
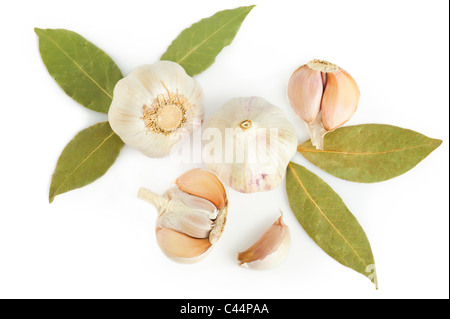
[238,214,290,270]
[166,188,218,220]
[321,68,360,132]
[155,227,212,262]
[287,65,323,125]
[138,187,215,239]
[176,168,227,210]
[157,207,214,239]
[158,189,216,239]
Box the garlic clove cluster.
[287,59,360,150]
[138,168,228,263]
[108,61,203,158]
[204,97,298,193]
[238,213,290,270]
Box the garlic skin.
[238,214,290,270]
[204,97,298,193]
[108,61,203,158]
[138,168,228,263]
[287,59,360,150]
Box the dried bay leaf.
[49,122,124,203]
[286,162,378,287]
[35,28,123,113]
[161,5,255,76]
[298,124,442,183]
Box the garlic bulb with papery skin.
[204,97,298,193]
[238,213,290,270]
[138,168,228,263]
[108,61,203,158]
[288,59,360,150]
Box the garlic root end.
[308,115,327,150]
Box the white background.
[0,0,448,299]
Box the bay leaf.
[35,28,123,113]
[286,162,378,287]
[49,122,124,203]
[161,5,255,76]
[298,124,442,183]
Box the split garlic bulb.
[287,59,360,150]
[108,61,203,157]
[138,168,228,263]
[204,97,297,193]
[238,213,290,270]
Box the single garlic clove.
[158,189,216,239]
[166,188,218,220]
[157,207,214,239]
[176,168,227,210]
[237,214,290,270]
[321,68,360,132]
[155,227,212,263]
[287,65,323,125]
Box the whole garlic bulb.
[287,59,360,150]
[108,61,203,157]
[204,97,298,193]
[138,168,228,263]
[238,213,290,270]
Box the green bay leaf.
[298,124,442,183]
[286,162,377,287]
[35,28,123,113]
[161,5,255,76]
[49,122,124,203]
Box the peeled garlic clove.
[138,168,228,263]
[321,68,360,131]
[156,227,212,262]
[108,61,203,158]
[238,214,290,270]
[287,65,323,125]
[287,59,360,150]
[158,203,214,239]
[160,189,216,238]
[166,187,218,220]
[176,168,227,210]
[204,97,298,193]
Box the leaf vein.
[298,144,432,156]
[288,163,367,267]
[176,11,248,65]
[52,131,116,198]
[40,32,113,100]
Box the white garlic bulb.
[138,168,228,263]
[108,61,203,157]
[204,97,298,193]
[238,213,290,270]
